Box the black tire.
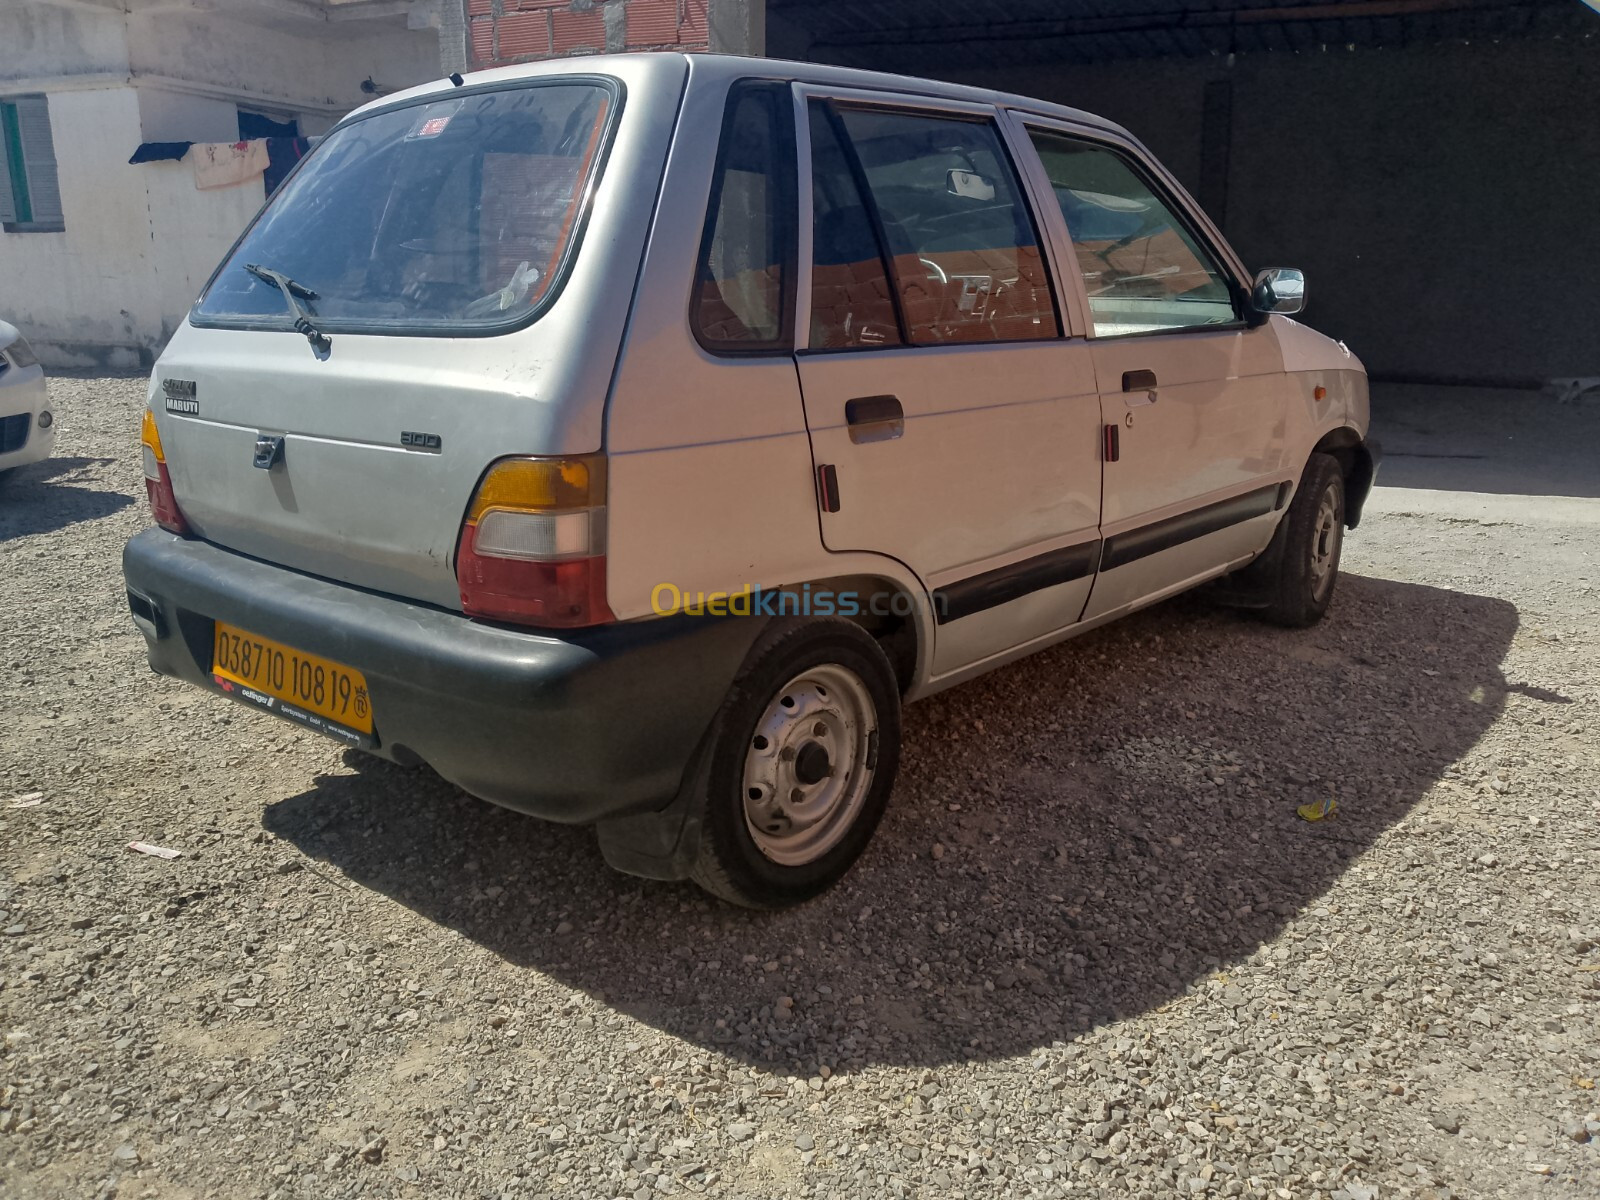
[1260,452,1346,628]
[691,618,901,909]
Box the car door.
[1018,121,1289,621]
[793,88,1104,677]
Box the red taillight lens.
[456,455,616,629]
[140,409,190,536]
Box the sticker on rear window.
[408,101,463,140]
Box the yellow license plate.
[212,622,374,737]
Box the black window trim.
[689,79,800,359]
[1021,121,1254,342]
[798,95,1067,356]
[187,74,627,341]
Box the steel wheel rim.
[742,663,877,866]
[1310,486,1342,600]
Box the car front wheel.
[1261,452,1346,628]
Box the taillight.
[140,409,190,535]
[456,454,615,628]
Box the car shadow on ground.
[264,573,1518,1073]
[0,456,132,540]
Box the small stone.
[395,1165,419,1181]
[554,921,573,935]
[795,1133,815,1151]
[728,1123,756,1142]
[113,1144,140,1165]
[2,925,23,937]
[1477,853,1498,867]
[1563,1121,1591,1144]
[70,916,94,930]
[1431,1113,1460,1134]
[931,843,946,861]
[360,1137,386,1163]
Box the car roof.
[344,52,1136,146]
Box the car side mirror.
[1252,267,1306,315]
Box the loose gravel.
[2,374,1598,1200]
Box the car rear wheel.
[1260,452,1346,628]
[691,618,901,909]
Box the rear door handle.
[845,394,904,443]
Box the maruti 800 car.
[123,54,1377,908]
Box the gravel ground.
[2,374,1597,1200]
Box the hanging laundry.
[263,137,311,195]
[189,140,270,190]
[127,141,194,164]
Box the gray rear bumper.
[121,529,761,822]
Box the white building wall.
[0,0,444,366]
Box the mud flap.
[595,718,717,882]
[1208,509,1291,610]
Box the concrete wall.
[936,38,1600,382]
[0,85,264,368]
[0,0,445,366]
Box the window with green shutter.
[1,95,65,233]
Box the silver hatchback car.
[123,54,1378,908]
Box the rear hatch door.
[154,70,666,610]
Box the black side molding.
[1100,484,1279,572]
[935,540,1101,624]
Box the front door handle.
[845,394,904,443]
[1122,369,1158,407]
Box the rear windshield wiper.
[243,263,331,356]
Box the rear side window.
[807,102,904,351]
[812,103,1059,348]
[692,82,797,353]
[194,82,617,334]
[1027,130,1238,337]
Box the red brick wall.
[466,0,710,69]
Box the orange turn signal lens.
[140,408,166,463]
[139,409,190,535]
[465,454,605,523]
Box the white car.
[0,320,53,478]
[123,55,1378,908]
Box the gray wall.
[903,38,1599,383]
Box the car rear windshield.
[193,82,616,335]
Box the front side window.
[812,103,1058,348]
[692,82,796,352]
[194,82,615,333]
[1027,129,1238,337]
[0,95,65,233]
